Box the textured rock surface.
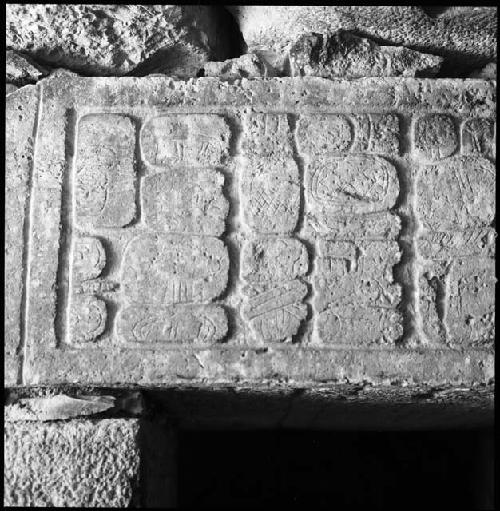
[6,4,235,77]
[203,53,276,79]
[228,6,497,75]
[4,419,140,507]
[5,73,495,387]
[469,62,497,79]
[6,50,48,86]
[289,31,443,78]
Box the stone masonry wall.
[4,5,496,508]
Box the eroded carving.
[243,279,308,342]
[141,114,230,167]
[417,156,495,232]
[68,295,107,344]
[75,114,136,228]
[73,237,106,282]
[142,169,228,236]
[121,234,229,305]
[118,304,227,343]
[461,118,495,160]
[241,157,300,233]
[242,113,293,157]
[413,114,458,162]
[242,238,308,293]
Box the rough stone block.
[6,49,47,86]
[413,114,459,162]
[4,420,140,507]
[4,75,494,386]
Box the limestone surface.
[4,420,140,507]
[6,4,234,77]
[289,31,443,78]
[4,74,495,386]
[6,50,47,86]
[228,6,497,74]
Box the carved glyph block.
[413,114,458,162]
[142,168,228,236]
[417,156,495,232]
[241,157,300,233]
[461,118,496,160]
[68,295,107,344]
[75,114,136,228]
[118,304,228,344]
[141,114,230,167]
[242,113,293,157]
[72,237,106,282]
[121,234,229,305]
[305,155,400,238]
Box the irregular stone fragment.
[242,238,308,294]
[121,234,229,305]
[141,114,230,167]
[461,118,496,160]
[314,239,401,313]
[69,295,107,344]
[73,237,106,282]
[6,5,235,77]
[6,50,48,86]
[76,114,136,228]
[118,304,228,343]
[228,6,496,74]
[4,420,140,507]
[420,257,495,347]
[417,156,495,232]
[142,169,228,236]
[289,31,443,78]
[297,113,400,155]
[317,307,403,346]
[242,113,293,157]
[203,53,276,79]
[243,280,308,342]
[5,84,39,384]
[469,61,497,79]
[413,114,458,162]
[305,155,400,237]
[241,157,300,233]
[5,394,115,422]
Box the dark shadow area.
[178,429,494,509]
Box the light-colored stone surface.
[5,73,495,386]
[289,31,443,78]
[6,5,234,77]
[203,53,276,79]
[469,61,497,80]
[228,6,497,73]
[6,50,47,86]
[4,419,140,507]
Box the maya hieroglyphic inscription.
[241,114,309,342]
[414,113,496,346]
[297,113,404,345]
[67,113,231,345]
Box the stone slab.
[4,73,495,386]
[4,419,140,507]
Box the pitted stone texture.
[203,53,276,79]
[5,74,494,386]
[6,5,234,77]
[4,420,140,507]
[6,50,47,86]
[143,169,228,236]
[289,31,443,79]
[228,6,497,74]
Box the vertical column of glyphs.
[296,114,404,346]
[70,113,232,345]
[414,114,496,347]
[240,114,309,343]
